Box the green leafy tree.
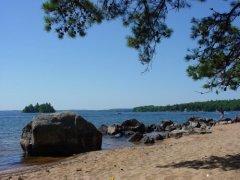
[42,0,240,91]
[22,104,36,113]
[22,103,55,113]
[133,99,240,112]
[34,103,40,112]
[38,103,56,113]
[186,1,240,92]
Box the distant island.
[133,99,240,112]
[22,103,56,113]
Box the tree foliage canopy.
[42,0,240,92]
[22,103,56,113]
[133,99,240,112]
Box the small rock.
[160,120,174,131]
[143,136,155,144]
[155,134,164,140]
[189,121,201,128]
[98,124,108,135]
[233,116,240,123]
[165,124,176,131]
[169,130,187,138]
[123,130,135,136]
[107,124,122,135]
[114,133,122,138]
[145,124,157,133]
[128,132,143,142]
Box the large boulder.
[121,119,145,133]
[20,112,102,156]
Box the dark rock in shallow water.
[114,133,123,138]
[121,119,145,133]
[20,112,102,156]
[107,124,122,135]
[128,132,143,142]
[98,124,108,135]
[145,124,157,133]
[123,130,135,136]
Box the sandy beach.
[1,123,239,180]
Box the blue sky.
[0,0,239,110]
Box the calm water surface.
[0,110,239,171]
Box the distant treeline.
[22,103,55,113]
[133,99,240,112]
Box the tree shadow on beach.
[156,154,240,171]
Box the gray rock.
[143,136,155,144]
[218,121,228,125]
[160,120,174,131]
[189,121,201,128]
[114,133,122,138]
[169,130,190,138]
[145,132,165,141]
[123,130,135,136]
[165,124,176,132]
[233,116,240,123]
[121,119,145,133]
[128,132,143,142]
[107,124,122,135]
[193,128,212,134]
[206,119,216,127]
[200,124,207,130]
[145,124,157,133]
[155,134,164,140]
[174,123,182,130]
[20,112,102,156]
[98,124,108,135]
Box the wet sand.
[0,123,239,180]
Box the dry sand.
[1,123,239,180]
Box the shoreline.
[1,123,240,179]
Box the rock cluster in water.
[98,116,240,144]
[20,112,102,156]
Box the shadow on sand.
[156,154,240,171]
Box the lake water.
[0,110,239,171]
